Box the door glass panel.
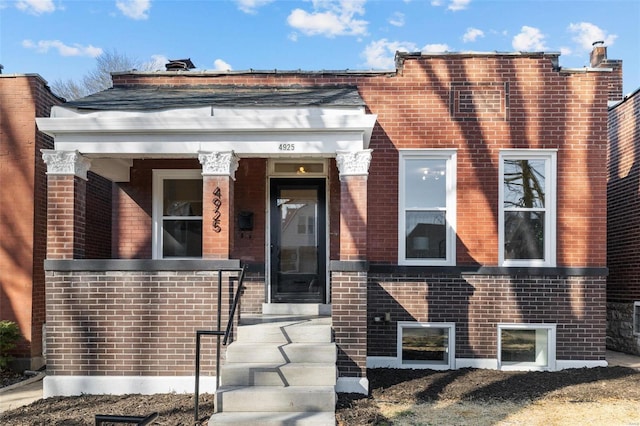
[278,189,318,275]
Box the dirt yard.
[1,366,639,425]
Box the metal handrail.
[194,265,246,422]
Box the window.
[498,324,556,370]
[397,322,455,369]
[399,150,456,265]
[634,302,640,336]
[152,170,203,259]
[499,150,556,267]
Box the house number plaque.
[212,187,222,233]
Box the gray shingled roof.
[64,85,365,110]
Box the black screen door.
[270,178,326,303]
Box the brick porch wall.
[45,268,241,377]
[368,273,607,361]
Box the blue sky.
[1,0,639,95]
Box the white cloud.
[361,38,419,69]
[116,0,151,20]
[389,12,405,27]
[213,59,233,71]
[512,26,547,51]
[235,0,274,14]
[422,43,449,52]
[447,0,470,11]
[16,0,56,15]
[559,47,572,56]
[22,39,103,57]
[568,22,617,51]
[431,0,442,5]
[462,27,484,43]
[287,0,368,38]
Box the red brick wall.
[111,53,609,269]
[203,176,234,259]
[113,159,199,259]
[45,270,232,376]
[368,274,607,361]
[607,91,640,302]
[0,75,60,366]
[85,172,113,259]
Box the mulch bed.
[1,366,639,425]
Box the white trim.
[557,360,608,369]
[498,323,557,371]
[43,375,216,397]
[368,357,605,371]
[398,149,457,266]
[455,358,498,369]
[499,149,557,267]
[36,108,378,155]
[397,321,456,369]
[152,169,203,260]
[336,377,369,395]
[367,356,398,368]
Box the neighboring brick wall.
[607,91,640,303]
[45,270,235,376]
[368,273,607,361]
[0,74,61,367]
[607,90,640,354]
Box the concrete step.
[208,411,336,425]
[262,303,332,316]
[225,342,336,364]
[236,319,332,344]
[215,386,336,413]
[220,362,337,386]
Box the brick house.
[607,86,640,356]
[35,46,616,400]
[0,74,61,371]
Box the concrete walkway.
[0,373,44,413]
[1,351,639,413]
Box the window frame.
[497,323,557,371]
[397,321,456,370]
[152,169,203,260]
[499,149,557,267]
[634,301,640,336]
[398,149,457,266]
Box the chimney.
[165,58,195,71]
[590,41,607,67]
[590,41,623,102]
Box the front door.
[270,178,326,303]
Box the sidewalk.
[0,373,44,413]
[1,350,639,413]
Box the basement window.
[397,322,455,369]
[498,324,556,371]
[634,302,640,336]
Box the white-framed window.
[397,322,455,369]
[498,324,556,371]
[399,150,457,266]
[634,301,640,336]
[499,150,557,267]
[152,170,203,259]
